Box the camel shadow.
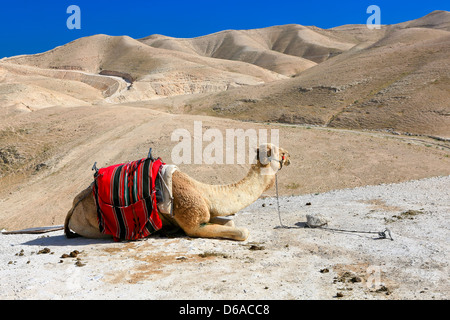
[273,222,307,229]
[21,234,112,247]
[20,228,188,247]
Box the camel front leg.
[171,176,247,240]
[175,210,247,241]
[186,223,249,241]
[209,216,235,227]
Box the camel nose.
[284,153,291,166]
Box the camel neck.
[198,164,276,216]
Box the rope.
[274,174,393,240]
[314,226,394,241]
[275,173,286,228]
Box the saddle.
[92,150,166,241]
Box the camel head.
[255,143,291,173]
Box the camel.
[64,143,290,241]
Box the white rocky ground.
[1,176,449,300]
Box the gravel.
[1,176,449,300]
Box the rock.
[0,146,24,165]
[306,213,329,228]
[61,250,80,258]
[35,163,48,171]
[37,248,51,254]
[69,250,79,258]
[249,245,265,251]
[375,285,391,295]
[75,259,86,267]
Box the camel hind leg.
[64,185,110,239]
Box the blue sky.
[0,0,448,58]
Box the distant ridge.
[1,10,449,136]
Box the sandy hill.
[2,11,448,137]
[157,11,449,137]
[0,11,449,231]
[1,34,285,107]
[396,10,450,31]
[1,16,387,108]
[18,34,285,83]
[139,24,359,76]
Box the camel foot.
[186,224,249,241]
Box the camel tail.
[64,183,93,239]
[64,205,80,238]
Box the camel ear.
[255,147,260,162]
[256,145,272,165]
[266,145,272,158]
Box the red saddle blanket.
[92,158,164,241]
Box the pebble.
[306,213,329,228]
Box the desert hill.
[1,11,448,137]
[396,9,450,30]
[1,34,285,104]
[153,11,449,137]
[139,23,358,76]
[0,11,449,230]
